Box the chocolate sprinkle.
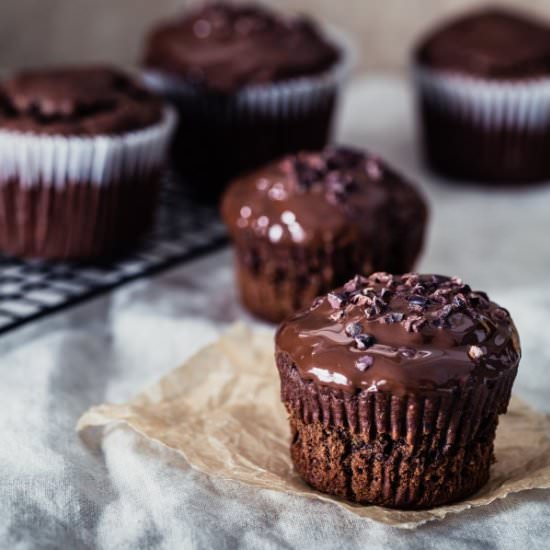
[329,310,344,322]
[354,333,376,350]
[276,272,521,397]
[327,292,345,309]
[345,322,362,337]
[492,308,509,321]
[355,355,374,371]
[468,345,485,361]
[452,293,467,309]
[399,347,416,359]
[408,295,429,309]
[383,312,404,324]
[321,273,518,339]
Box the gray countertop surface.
[1,75,549,549]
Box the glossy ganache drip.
[276,273,521,395]
[222,146,427,264]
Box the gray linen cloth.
[1,76,550,549]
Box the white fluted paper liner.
[415,66,550,131]
[0,107,177,189]
[142,28,355,119]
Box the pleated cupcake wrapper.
[142,27,354,121]
[0,107,177,189]
[232,209,423,322]
[0,175,161,259]
[414,66,550,131]
[0,108,176,258]
[234,236,359,285]
[278,353,518,453]
[282,357,517,507]
[233,236,364,322]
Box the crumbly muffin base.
[234,228,424,324]
[237,261,323,323]
[289,412,494,508]
[234,236,370,322]
[276,352,517,509]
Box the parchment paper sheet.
[78,324,550,529]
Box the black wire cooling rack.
[0,177,227,335]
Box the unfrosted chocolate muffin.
[276,273,521,509]
[414,8,550,183]
[221,147,427,322]
[143,2,347,199]
[0,66,175,259]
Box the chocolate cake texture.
[222,147,427,323]
[276,272,521,508]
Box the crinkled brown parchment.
[77,323,550,529]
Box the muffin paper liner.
[414,66,550,181]
[414,66,550,131]
[233,236,365,323]
[0,108,176,258]
[78,324,550,528]
[0,108,177,188]
[0,176,162,259]
[141,28,354,196]
[231,203,424,322]
[277,349,517,507]
[277,351,516,446]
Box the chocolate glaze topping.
[276,273,521,395]
[415,8,550,79]
[222,147,427,273]
[144,2,340,93]
[0,66,163,135]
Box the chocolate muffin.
[276,273,521,508]
[0,66,175,259]
[414,8,550,183]
[143,2,349,200]
[221,147,427,323]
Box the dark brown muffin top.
[276,273,521,395]
[415,8,550,79]
[222,147,427,272]
[0,66,164,136]
[143,2,340,93]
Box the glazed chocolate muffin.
[221,147,427,323]
[414,8,550,183]
[144,3,339,92]
[276,273,521,508]
[0,67,162,134]
[143,2,348,199]
[0,66,175,259]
